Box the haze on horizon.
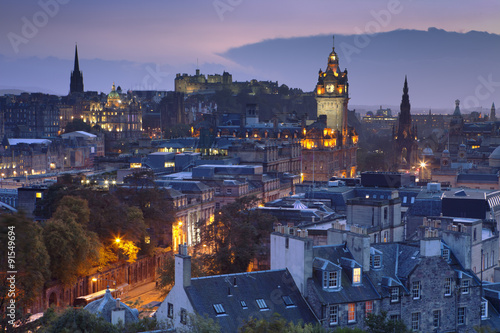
[1,0,499,110]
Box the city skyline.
[1,0,500,109]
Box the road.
[120,281,165,316]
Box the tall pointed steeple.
[399,76,411,132]
[70,44,84,94]
[491,102,496,121]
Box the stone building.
[271,228,483,332]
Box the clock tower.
[315,36,349,134]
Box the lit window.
[411,197,415,204]
[433,310,440,328]
[282,296,294,307]
[365,301,373,316]
[348,303,356,322]
[482,300,488,320]
[256,298,268,310]
[391,287,399,302]
[36,192,42,199]
[403,196,407,204]
[213,303,225,315]
[329,305,338,325]
[411,312,420,330]
[353,268,361,284]
[461,279,470,294]
[458,307,466,325]
[444,277,452,296]
[412,281,421,300]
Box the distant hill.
[220,28,500,111]
[0,89,26,96]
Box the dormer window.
[323,271,339,289]
[441,249,450,261]
[353,268,361,284]
[371,254,381,268]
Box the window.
[371,254,381,268]
[444,277,452,296]
[256,298,268,310]
[412,281,421,299]
[240,300,248,308]
[403,196,407,204]
[433,310,440,328]
[461,279,470,294]
[180,308,187,324]
[329,305,338,325]
[226,188,232,194]
[353,268,361,284]
[390,314,400,322]
[215,187,221,194]
[458,307,466,325]
[167,303,173,319]
[282,296,294,307]
[441,248,450,261]
[365,301,373,316]
[383,231,388,243]
[213,303,225,315]
[482,300,488,319]
[410,197,415,204]
[323,271,339,289]
[411,312,420,330]
[391,287,399,302]
[348,303,356,322]
[215,203,220,209]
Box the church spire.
[74,44,80,72]
[70,44,84,94]
[400,75,411,118]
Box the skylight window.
[213,303,225,315]
[256,298,268,310]
[240,300,248,308]
[282,296,294,307]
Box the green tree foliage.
[64,118,92,134]
[364,311,409,333]
[180,313,221,333]
[0,213,50,328]
[239,314,326,333]
[196,196,277,275]
[37,307,169,333]
[43,197,100,286]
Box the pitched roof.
[185,269,317,332]
[308,245,380,304]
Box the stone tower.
[491,102,496,121]
[315,36,349,135]
[70,45,84,94]
[393,76,417,169]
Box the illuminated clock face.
[326,84,335,93]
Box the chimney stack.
[175,243,191,288]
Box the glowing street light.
[115,237,121,244]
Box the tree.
[37,308,119,333]
[180,313,221,333]
[0,213,50,329]
[364,311,409,333]
[64,119,92,133]
[196,196,277,275]
[239,314,326,333]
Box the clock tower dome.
[315,36,349,134]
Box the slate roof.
[158,180,211,193]
[308,245,380,304]
[185,269,317,333]
[84,288,138,324]
[457,173,499,183]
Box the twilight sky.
[1,0,500,109]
